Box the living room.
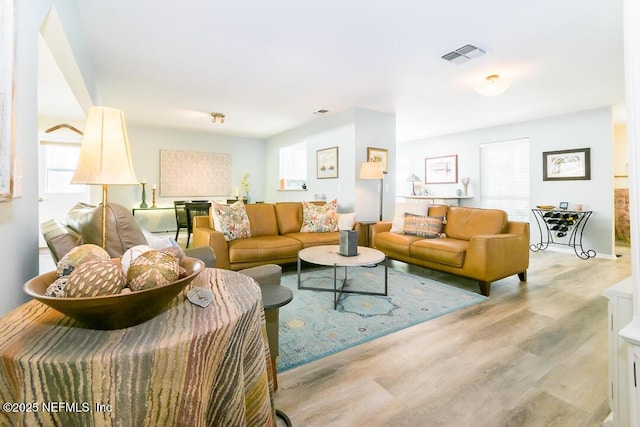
[3,0,640,425]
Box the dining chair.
[174,201,189,243]
[185,201,211,247]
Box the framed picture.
[317,146,339,179]
[559,201,569,210]
[543,148,591,181]
[425,155,458,184]
[367,147,389,174]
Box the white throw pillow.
[337,212,357,230]
[390,201,430,233]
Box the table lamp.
[359,161,384,220]
[71,106,139,248]
[406,173,421,195]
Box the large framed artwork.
[160,150,231,196]
[425,155,458,184]
[0,0,16,202]
[542,148,591,181]
[317,146,338,179]
[367,147,389,174]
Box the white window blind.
[480,138,530,221]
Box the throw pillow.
[390,201,429,233]
[210,201,252,241]
[337,212,357,230]
[402,214,447,238]
[300,199,338,232]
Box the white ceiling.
[39,0,625,143]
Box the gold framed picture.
[367,147,388,174]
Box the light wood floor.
[274,246,632,427]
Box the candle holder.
[151,188,157,208]
[140,183,148,208]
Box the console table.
[530,208,596,259]
[0,269,275,426]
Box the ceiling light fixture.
[313,109,329,115]
[211,112,225,124]
[474,74,512,96]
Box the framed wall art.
[160,149,231,196]
[317,146,338,179]
[367,147,389,174]
[542,148,591,181]
[425,155,458,184]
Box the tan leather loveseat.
[371,205,529,296]
[193,202,362,270]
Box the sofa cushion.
[337,212,357,230]
[275,202,304,234]
[245,203,280,236]
[410,238,468,268]
[66,203,147,257]
[402,214,446,238]
[284,231,340,248]
[444,207,508,241]
[211,201,252,241]
[227,235,302,263]
[374,231,424,257]
[390,200,429,233]
[300,199,338,232]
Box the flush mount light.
[474,74,512,96]
[211,112,225,123]
[313,109,329,115]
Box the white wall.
[398,107,616,258]
[106,125,265,232]
[0,1,61,316]
[265,107,396,221]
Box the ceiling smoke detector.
[441,44,486,64]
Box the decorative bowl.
[536,205,556,210]
[23,256,205,330]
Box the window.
[41,141,86,194]
[480,138,530,221]
[279,141,307,189]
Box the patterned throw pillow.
[300,199,338,232]
[211,201,252,241]
[402,214,447,238]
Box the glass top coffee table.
[297,245,388,309]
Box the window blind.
[480,138,530,221]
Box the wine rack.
[530,208,596,259]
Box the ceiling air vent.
[441,44,486,64]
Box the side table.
[358,221,378,247]
[261,284,293,391]
[0,269,275,427]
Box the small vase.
[245,194,251,204]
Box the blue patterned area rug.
[277,265,487,372]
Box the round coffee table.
[297,245,387,309]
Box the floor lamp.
[359,161,384,221]
[71,106,139,249]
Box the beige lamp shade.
[359,161,384,180]
[71,106,138,185]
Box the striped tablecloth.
[0,268,275,426]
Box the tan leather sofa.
[193,202,363,270]
[371,205,529,296]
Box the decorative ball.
[121,245,153,276]
[57,244,110,277]
[127,251,180,291]
[44,276,68,298]
[65,259,126,298]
